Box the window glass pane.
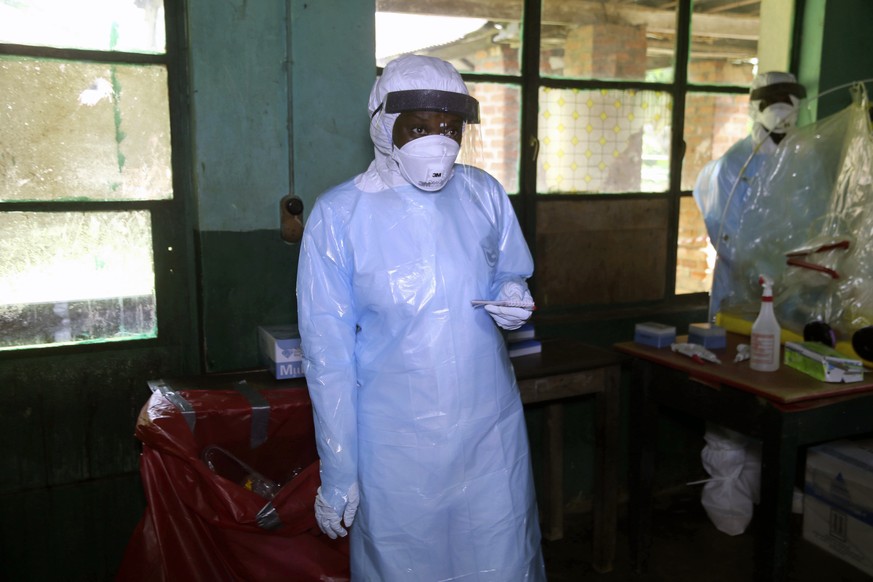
[375,1,521,75]
[540,0,676,82]
[466,82,521,193]
[0,210,157,351]
[688,0,758,85]
[1,57,173,202]
[0,0,166,54]
[675,196,713,295]
[538,87,672,194]
[682,92,750,191]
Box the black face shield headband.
[750,82,807,102]
[372,89,480,124]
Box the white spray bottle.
[750,275,781,372]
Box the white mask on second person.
[392,135,460,192]
[759,103,798,134]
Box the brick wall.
[564,23,648,79]
[465,44,520,191]
[680,59,754,293]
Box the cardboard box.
[803,438,873,577]
[258,325,304,379]
[784,341,864,383]
[634,322,676,348]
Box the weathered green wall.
[193,0,374,372]
[0,346,198,580]
[798,0,873,121]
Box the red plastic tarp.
[117,380,349,582]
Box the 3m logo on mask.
[417,167,449,189]
[393,135,460,192]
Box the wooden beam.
[702,0,760,15]
[377,0,758,40]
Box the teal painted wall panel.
[0,349,184,493]
[799,0,873,121]
[797,0,825,124]
[290,0,375,220]
[0,347,192,579]
[195,1,374,371]
[818,0,873,118]
[0,474,145,581]
[189,0,291,232]
[200,230,299,372]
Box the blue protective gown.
[297,163,546,581]
[693,135,769,322]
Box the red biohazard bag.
[116,373,349,582]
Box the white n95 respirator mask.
[759,103,798,134]
[393,135,460,192]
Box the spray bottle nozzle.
[759,275,774,299]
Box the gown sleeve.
[296,192,359,514]
[486,174,534,298]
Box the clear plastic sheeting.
[721,84,873,352]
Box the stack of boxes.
[507,322,541,358]
[803,438,873,577]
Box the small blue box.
[509,338,542,358]
[258,325,304,379]
[688,323,727,350]
[634,322,676,348]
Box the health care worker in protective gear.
[691,72,805,537]
[693,71,806,322]
[296,55,546,581]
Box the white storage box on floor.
[803,438,873,577]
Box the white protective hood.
[356,55,472,192]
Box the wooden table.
[512,337,623,574]
[615,332,873,582]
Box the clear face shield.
[382,89,484,191]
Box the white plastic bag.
[697,423,761,535]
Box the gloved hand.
[486,281,534,330]
[314,482,359,539]
[485,304,532,330]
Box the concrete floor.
[542,487,873,581]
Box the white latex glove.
[499,281,530,303]
[486,281,534,330]
[485,304,532,330]
[314,483,359,539]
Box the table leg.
[755,413,799,582]
[541,402,564,541]
[629,359,657,574]
[592,367,620,573]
